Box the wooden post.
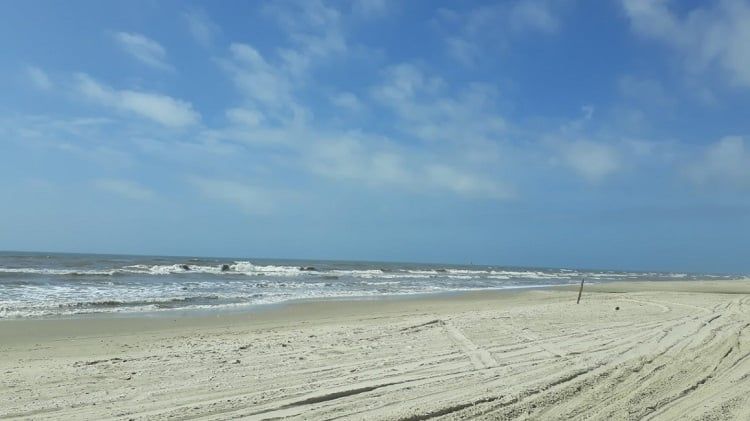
[576,278,585,304]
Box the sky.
[0,0,749,273]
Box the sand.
[2,280,750,420]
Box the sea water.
[0,251,740,318]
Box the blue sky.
[1,0,749,273]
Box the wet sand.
[2,280,750,420]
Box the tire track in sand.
[443,320,497,370]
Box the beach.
[2,280,750,420]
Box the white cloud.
[199,6,516,201]
[445,36,481,66]
[307,133,511,199]
[264,0,341,30]
[3,115,133,167]
[60,143,133,168]
[620,0,682,41]
[118,92,199,128]
[114,32,171,70]
[190,177,278,214]
[219,1,366,131]
[94,179,155,200]
[618,75,675,108]
[508,0,560,33]
[581,105,595,120]
[330,92,363,111]
[686,136,750,188]
[558,140,622,183]
[209,97,512,199]
[262,0,348,78]
[352,0,389,17]
[545,107,667,182]
[221,43,312,128]
[183,9,220,47]
[447,0,561,36]
[76,73,200,128]
[307,135,409,185]
[373,63,443,104]
[426,164,513,199]
[26,65,52,90]
[438,0,563,65]
[372,64,506,145]
[226,107,264,127]
[225,43,294,110]
[621,0,750,88]
[210,63,506,197]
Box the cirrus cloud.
[75,74,200,128]
[94,178,155,201]
[114,32,171,70]
[26,65,53,90]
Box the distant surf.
[0,252,741,318]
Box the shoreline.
[3,277,748,324]
[0,281,572,323]
[0,286,548,345]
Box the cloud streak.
[75,74,200,128]
[114,32,171,70]
[183,9,220,47]
[26,65,52,90]
[94,178,155,200]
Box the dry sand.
[2,280,750,420]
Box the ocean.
[0,251,740,318]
